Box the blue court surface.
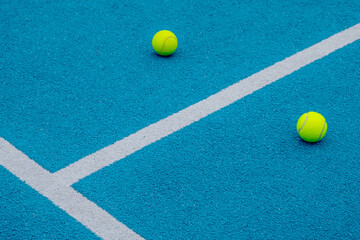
[1,0,360,239]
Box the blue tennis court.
[1,0,360,239]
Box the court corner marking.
[0,137,144,240]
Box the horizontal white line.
[54,23,360,186]
[0,138,143,240]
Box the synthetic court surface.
[1,0,360,239]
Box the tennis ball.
[296,112,327,143]
[152,30,178,56]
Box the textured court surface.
[1,0,360,239]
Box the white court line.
[53,23,360,186]
[0,138,144,240]
[1,23,359,240]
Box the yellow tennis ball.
[296,112,327,143]
[152,30,178,56]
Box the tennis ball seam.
[317,121,327,141]
[160,36,177,54]
[297,112,309,134]
[298,112,327,142]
